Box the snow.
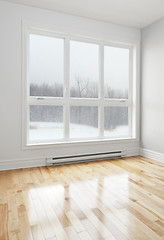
[29,122,129,142]
[104,125,128,137]
[29,122,64,141]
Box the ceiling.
[4,0,164,28]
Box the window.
[25,29,135,146]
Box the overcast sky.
[29,34,129,91]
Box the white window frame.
[22,24,139,149]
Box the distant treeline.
[30,78,128,129]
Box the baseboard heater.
[46,150,126,166]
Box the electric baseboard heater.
[46,150,126,166]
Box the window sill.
[22,136,138,150]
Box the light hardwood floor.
[0,156,164,240]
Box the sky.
[29,34,129,91]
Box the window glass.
[104,46,129,99]
[104,107,129,137]
[29,105,63,142]
[29,34,64,97]
[70,41,99,98]
[70,106,98,138]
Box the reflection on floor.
[0,156,164,240]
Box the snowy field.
[29,122,129,142]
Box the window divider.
[26,31,30,145]
[64,37,70,139]
[128,47,133,137]
[29,97,129,107]
[99,44,104,137]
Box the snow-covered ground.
[29,122,128,142]
[104,125,128,137]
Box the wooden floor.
[0,156,164,240]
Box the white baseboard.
[1,149,163,171]
[0,148,140,171]
[140,148,164,163]
[0,157,45,171]
[126,148,140,157]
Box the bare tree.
[70,76,98,98]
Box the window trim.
[22,23,139,149]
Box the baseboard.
[0,148,140,171]
[126,148,140,157]
[0,157,45,171]
[140,148,164,163]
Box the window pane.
[104,107,129,137]
[29,106,63,142]
[70,106,98,138]
[29,34,64,97]
[104,46,129,99]
[70,41,99,98]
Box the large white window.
[24,29,136,146]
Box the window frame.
[22,24,139,149]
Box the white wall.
[141,17,164,154]
[0,1,140,169]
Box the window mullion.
[69,98,100,106]
[99,44,104,137]
[128,48,133,137]
[103,99,129,107]
[64,37,70,139]
[26,30,30,145]
[29,97,66,105]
